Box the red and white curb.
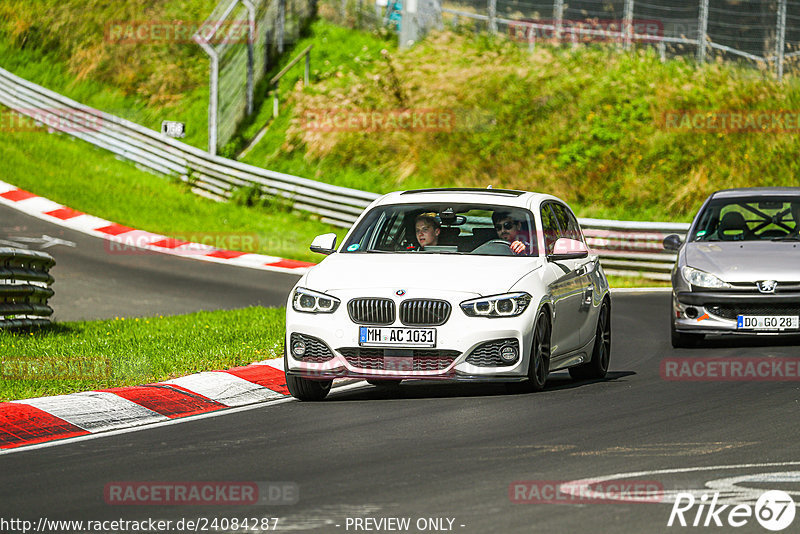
[0,180,317,275]
[0,181,328,451]
[0,359,289,450]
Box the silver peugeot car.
[664,187,800,347]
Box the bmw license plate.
[737,315,799,330]
[359,326,436,347]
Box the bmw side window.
[541,203,560,255]
[555,204,584,243]
[550,203,582,242]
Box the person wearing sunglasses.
[492,211,529,255]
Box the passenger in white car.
[415,213,440,249]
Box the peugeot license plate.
[737,315,799,330]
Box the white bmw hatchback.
[285,188,611,400]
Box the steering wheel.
[471,239,513,255]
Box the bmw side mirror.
[548,238,589,261]
[310,233,337,255]
[663,234,683,251]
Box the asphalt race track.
[2,206,800,533]
[0,204,299,320]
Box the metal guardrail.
[0,65,688,279]
[0,66,378,228]
[0,248,55,328]
[580,219,689,281]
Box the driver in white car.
[492,211,529,255]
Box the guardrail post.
[553,0,564,44]
[399,0,419,47]
[777,0,787,81]
[244,1,256,115]
[488,0,497,34]
[623,0,634,50]
[208,55,219,156]
[697,0,709,64]
[528,22,536,52]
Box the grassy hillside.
[4,6,800,228]
[242,27,800,221]
[0,0,214,103]
[0,0,218,149]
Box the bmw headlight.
[681,266,731,289]
[460,292,531,317]
[292,287,340,313]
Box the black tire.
[509,309,551,393]
[366,379,402,387]
[286,373,332,401]
[569,299,611,380]
[670,319,704,348]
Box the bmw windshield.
[342,204,538,256]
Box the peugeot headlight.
[292,287,340,313]
[681,266,731,289]
[460,292,532,317]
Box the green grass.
[233,17,396,162]
[0,39,212,151]
[1,126,346,263]
[0,307,286,402]
[0,0,218,149]
[605,275,670,289]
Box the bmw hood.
[303,253,543,296]
[684,241,800,283]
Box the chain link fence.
[195,0,317,155]
[441,0,800,80]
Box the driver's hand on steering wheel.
[509,240,526,254]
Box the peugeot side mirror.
[663,234,683,251]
